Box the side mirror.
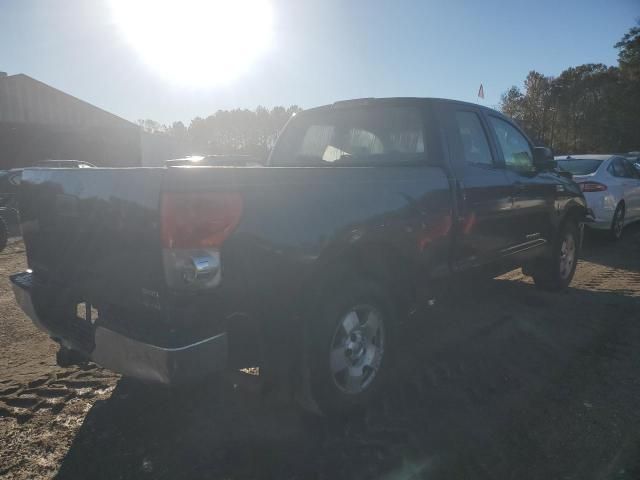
[533,146,556,171]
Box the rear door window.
[271,105,426,166]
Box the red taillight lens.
[161,192,243,249]
[578,182,607,192]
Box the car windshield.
[557,159,603,175]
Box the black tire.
[609,202,625,241]
[0,216,7,253]
[532,220,580,291]
[307,273,395,415]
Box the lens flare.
[109,0,274,86]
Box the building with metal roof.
[0,72,141,169]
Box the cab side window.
[454,111,493,166]
[489,116,534,172]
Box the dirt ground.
[1,227,640,480]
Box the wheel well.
[562,204,586,228]
[302,244,415,319]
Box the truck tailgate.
[19,168,165,307]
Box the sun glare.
[109,0,274,87]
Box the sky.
[0,0,638,124]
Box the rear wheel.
[307,274,394,415]
[609,202,625,241]
[532,220,579,291]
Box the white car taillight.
[578,181,607,192]
[161,192,243,291]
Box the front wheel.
[532,220,579,291]
[307,275,394,415]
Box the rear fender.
[296,242,415,324]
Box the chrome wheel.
[329,304,385,394]
[613,206,625,239]
[559,232,576,280]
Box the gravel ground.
[1,227,640,480]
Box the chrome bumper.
[10,271,227,385]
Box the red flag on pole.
[478,84,485,99]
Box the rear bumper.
[10,271,228,385]
[584,208,613,229]
[583,192,616,229]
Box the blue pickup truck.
[10,98,587,414]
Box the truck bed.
[15,164,452,379]
[21,165,452,301]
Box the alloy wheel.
[329,304,385,394]
[559,232,576,280]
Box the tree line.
[140,22,639,160]
[500,21,640,154]
[138,105,301,162]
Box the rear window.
[270,106,426,166]
[557,159,603,175]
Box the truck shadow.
[55,278,640,480]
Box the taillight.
[578,182,607,192]
[161,192,243,248]
[161,192,243,290]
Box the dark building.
[0,72,141,169]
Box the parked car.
[11,98,587,415]
[0,169,22,252]
[0,206,20,252]
[0,169,22,207]
[556,154,640,240]
[33,159,96,168]
[166,155,262,167]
